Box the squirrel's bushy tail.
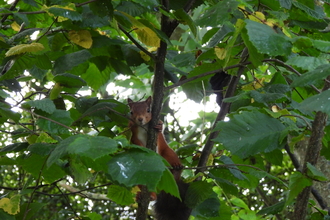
[154,180,191,220]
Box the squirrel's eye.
[147,108,151,113]
[130,111,133,115]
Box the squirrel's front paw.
[154,122,163,132]
[171,163,184,170]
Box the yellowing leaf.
[36,132,58,143]
[242,78,265,90]
[214,47,227,60]
[11,21,20,31]
[0,195,20,215]
[140,51,151,61]
[255,12,265,20]
[134,27,160,47]
[42,3,76,22]
[248,11,266,23]
[68,30,93,49]
[278,109,297,122]
[5,43,45,57]
[118,12,160,47]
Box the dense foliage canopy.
[1,0,330,219]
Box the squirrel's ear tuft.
[127,98,133,104]
[146,96,152,104]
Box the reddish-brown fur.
[128,96,191,220]
[127,96,183,181]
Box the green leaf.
[220,156,247,180]
[0,209,15,220]
[213,111,285,158]
[231,197,249,210]
[258,201,285,215]
[34,55,52,70]
[193,194,220,218]
[185,181,214,208]
[116,1,148,17]
[0,56,34,80]
[109,58,133,75]
[48,7,82,21]
[195,0,239,27]
[0,142,29,154]
[28,143,56,156]
[82,62,111,91]
[53,73,87,88]
[241,26,263,67]
[53,50,92,74]
[0,104,20,123]
[87,213,102,220]
[286,172,312,205]
[37,109,73,134]
[156,168,179,198]
[250,90,287,104]
[15,203,46,220]
[107,148,166,192]
[245,20,292,56]
[107,185,134,206]
[313,39,330,52]
[174,9,197,37]
[290,64,330,88]
[208,169,239,196]
[47,134,119,167]
[182,81,204,103]
[293,1,325,19]
[21,154,66,182]
[25,98,56,114]
[287,56,328,71]
[299,90,330,115]
[70,158,92,183]
[206,23,234,47]
[279,0,292,9]
[306,162,328,181]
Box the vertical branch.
[293,77,330,220]
[136,1,199,218]
[136,1,170,219]
[195,48,248,175]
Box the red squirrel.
[127,96,191,220]
[128,96,183,180]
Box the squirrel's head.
[127,96,152,125]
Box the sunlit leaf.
[10,21,20,31]
[46,4,82,22]
[69,30,93,49]
[214,110,286,158]
[25,98,56,114]
[107,148,166,192]
[47,134,119,167]
[107,185,134,206]
[245,20,292,56]
[118,12,160,47]
[0,195,20,215]
[5,43,45,57]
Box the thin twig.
[23,156,49,220]
[118,25,155,60]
